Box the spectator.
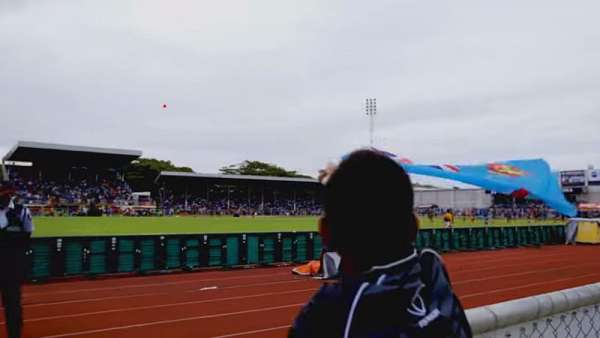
[289,149,471,338]
[443,209,454,228]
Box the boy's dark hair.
[324,149,417,265]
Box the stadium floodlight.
[365,98,377,146]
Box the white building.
[414,188,493,210]
[560,168,600,204]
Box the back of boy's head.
[324,149,417,265]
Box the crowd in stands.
[8,172,136,216]
[160,196,322,216]
[10,173,133,206]
[7,173,323,216]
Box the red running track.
[1,245,599,338]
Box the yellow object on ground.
[574,219,600,244]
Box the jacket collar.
[365,248,418,274]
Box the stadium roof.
[156,171,319,185]
[2,141,142,169]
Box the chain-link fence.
[503,304,600,337]
[467,283,600,338]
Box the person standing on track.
[289,149,471,338]
[0,182,34,338]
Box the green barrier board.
[226,236,239,266]
[208,238,222,266]
[295,234,308,262]
[246,235,259,265]
[88,239,107,274]
[529,227,542,246]
[282,237,293,262]
[312,234,323,260]
[166,239,181,269]
[28,225,566,280]
[261,237,275,264]
[503,228,516,247]
[418,230,433,249]
[184,239,200,268]
[451,228,470,251]
[139,239,156,272]
[30,242,51,279]
[490,228,503,249]
[469,228,486,250]
[439,230,451,252]
[117,239,135,273]
[64,241,83,275]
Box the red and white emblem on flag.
[442,164,460,172]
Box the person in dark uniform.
[0,182,34,338]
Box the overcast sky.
[1,0,599,183]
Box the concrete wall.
[580,185,600,203]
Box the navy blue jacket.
[0,204,32,284]
[289,249,472,338]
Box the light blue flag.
[371,150,576,216]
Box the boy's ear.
[318,216,331,248]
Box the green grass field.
[31,216,565,238]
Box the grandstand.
[155,171,322,216]
[2,141,142,215]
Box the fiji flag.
[429,164,460,173]
[369,149,576,216]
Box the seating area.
[11,172,134,206]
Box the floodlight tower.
[365,98,377,147]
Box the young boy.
[289,150,471,338]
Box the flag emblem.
[430,164,460,173]
[487,163,526,177]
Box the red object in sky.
[162,104,167,108]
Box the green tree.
[219,160,312,178]
[125,158,193,192]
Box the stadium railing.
[26,224,566,280]
[466,282,600,338]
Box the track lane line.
[24,271,294,297]
[460,272,600,299]
[449,255,585,274]
[23,266,298,292]
[13,288,317,323]
[23,292,169,308]
[453,261,600,285]
[19,267,598,327]
[20,278,312,309]
[210,325,291,338]
[36,303,305,338]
